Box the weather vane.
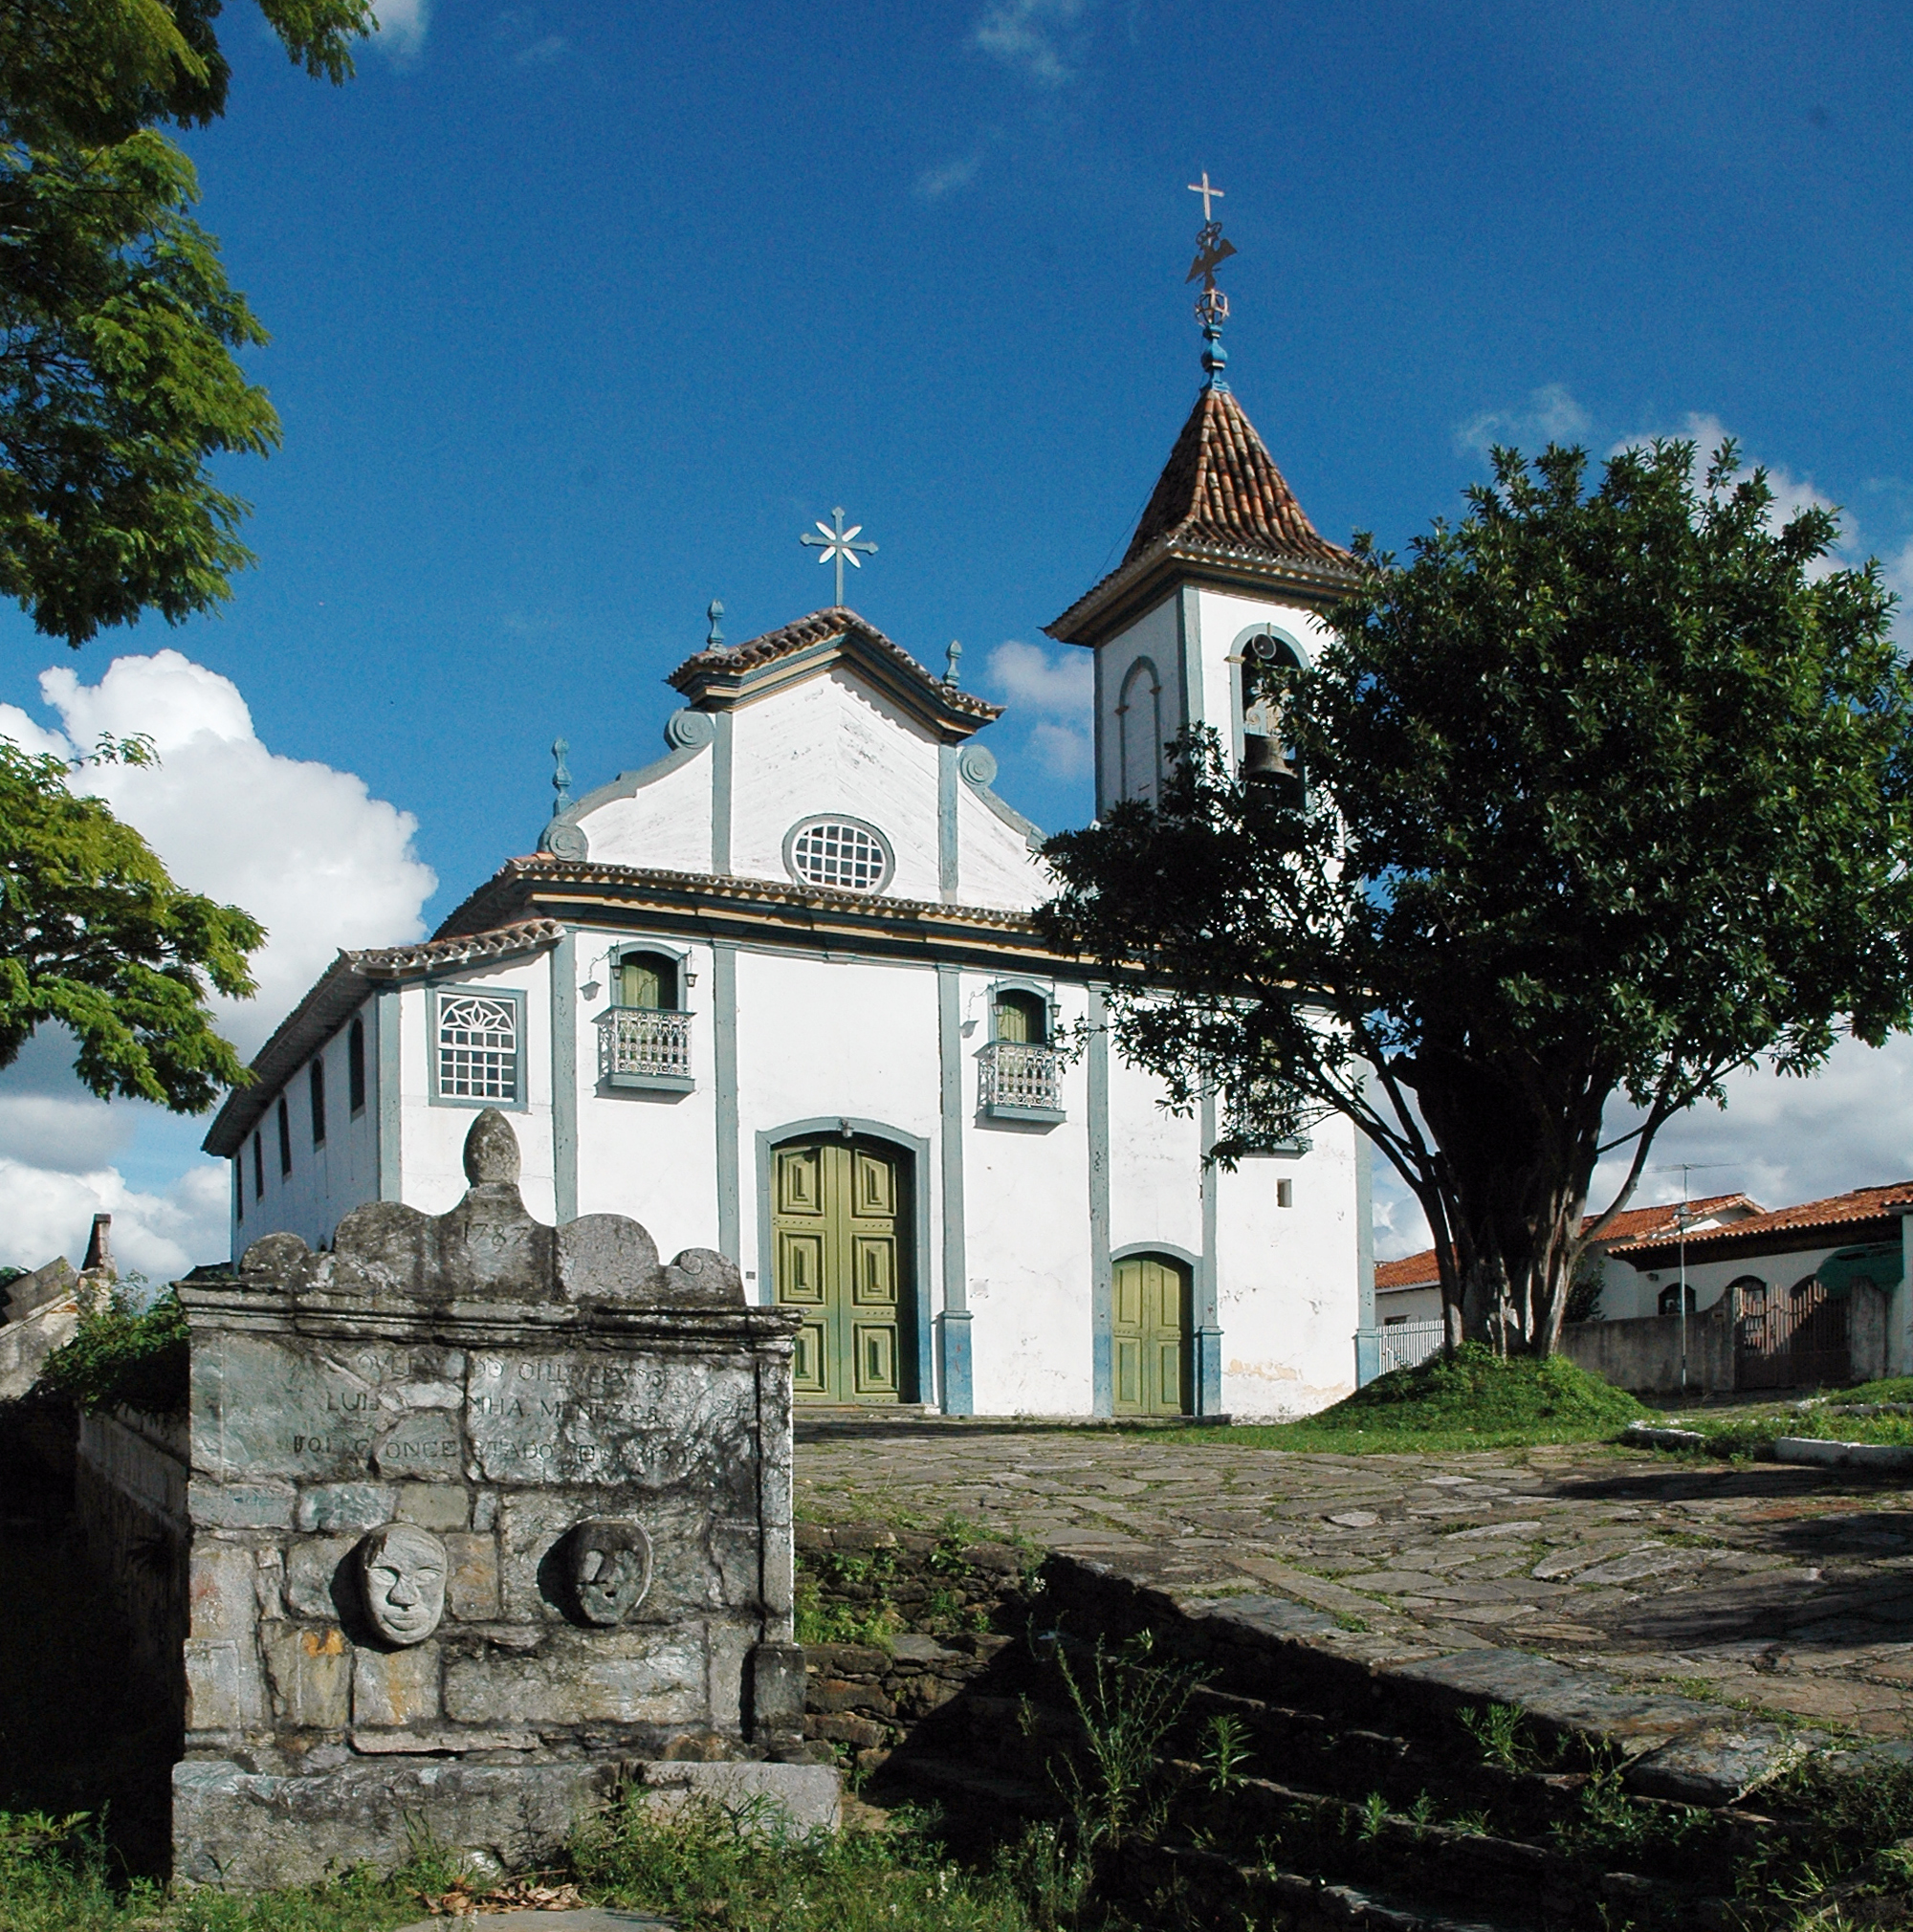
[1186,171,1237,388]
[800,506,877,606]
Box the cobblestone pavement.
[795,1428,1913,1740]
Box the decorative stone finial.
[706,599,724,648]
[463,1108,522,1186]
[551,737,572,814]
[944,639,962,687]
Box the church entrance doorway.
[1112,1253,1193,1416]
[772,1137,913,1405]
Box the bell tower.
[1046,180,1359,817]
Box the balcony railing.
[597,1006,693,1092]
[978,1040,1065,1121]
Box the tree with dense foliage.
[1043,441,1913,1355]
[0,0,374,643]
[0,736,262,1109]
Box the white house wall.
[1216,1116,1361,1417]
[953,780,1047,911]
[1603,1241,1884,1320]
[570,751,714,871]
[1094,597,1180,815]
[230,1003,381,1256]
[729,675,942,899]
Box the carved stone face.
[569,1519,652,1626]
[358,1525,448,1645]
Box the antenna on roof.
[1186,171,1237,390]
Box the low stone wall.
[74,1406,189,1737]
[1561,1308,1735,1394]
[794,1521,1032,1771]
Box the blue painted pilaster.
[550,930,578,1223]
[937,742,959,902]
[1196,1087,1223,1415]
[1088,984,1113,1416]
[712,712,735,876]
[714,940,741,1267]
[375,987,403,1203]
[936,964,973,1415]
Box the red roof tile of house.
[1611,1182,1913,1262]
[1373,1196,1765,1293]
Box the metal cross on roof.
[800,506,877,607]
[1187,171,1224,221]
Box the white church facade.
[204,377,1378,1419]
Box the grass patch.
[1167,1344,1644,1453]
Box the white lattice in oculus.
[436,993,518,1100]
[788,818,890,892]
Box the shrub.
[37,1289,187,1416]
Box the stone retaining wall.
[793,1521,1033,1771]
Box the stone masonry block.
[261,1622,350,1730]
[351,1640,442,1728]
[191,1480,297,1530]
[443,1629,705,1726]
[396,1483,470,1532]
[185,1637,264,1732]
[297,1483,396,1533]
[284,1537,358,1619]
[445,1533,500,1621]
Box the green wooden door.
[772,1140,908,1404]
[1111,1254,1192,1416]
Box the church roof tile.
[669,607,1001,727]
[1048,386,1362,646]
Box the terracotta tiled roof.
[1613,1183,1913,1263]
[1373,1196,1765,1294]
[1122,386,1359,574]
[669,607,1002,723]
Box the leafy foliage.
[37,1284,187,1415]
[0,737,261,1108]
[1044,439,1913,1353]
[0,1,374,643]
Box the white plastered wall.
[962,973,1094,1416]
[1094,598,1181,816]
[729,674,942,901]
[396,953,558,1222]
[570,748,714,871]
[230,1001,382,1257]
[954,780,1047,912]
[1601,1240,1886,1320]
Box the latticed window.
[435,992,520,1102]
[787,817,891,892]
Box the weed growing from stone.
[1198,1714,1251,1793]
[1459,1701,1533,1774]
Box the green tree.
[1043,441,1913,1355]
[0,736,262,1109]
[0,0,374,644]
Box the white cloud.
[370,0,429,62]
[514,34,567,65]
[988,638,1091,714]
[0,648,436,1278]
[986,638,1093,779]
[0,1157,228,1283]
[1455,383,1591,457]
[972,0,1087,86]
[917,150,985,200]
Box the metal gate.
[1735,1278,1850,1391]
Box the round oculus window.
[785,816,891,892]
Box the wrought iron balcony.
[597,1006,693,1092]
[978,1040,1065,1122]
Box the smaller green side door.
[1111,1254,1193,1416]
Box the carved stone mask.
[358,1525,448,1645]
[568,1519,652,1626]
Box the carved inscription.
[465,1352,756,1486]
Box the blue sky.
[4,0,1913,1272]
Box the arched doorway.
[771,1134,915,1405]
[1112,1252,1193,1416]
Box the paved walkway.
[795,1428,1913,1740]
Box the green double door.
[773,1140,911,1404]
[1113,1254,1193,1416]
